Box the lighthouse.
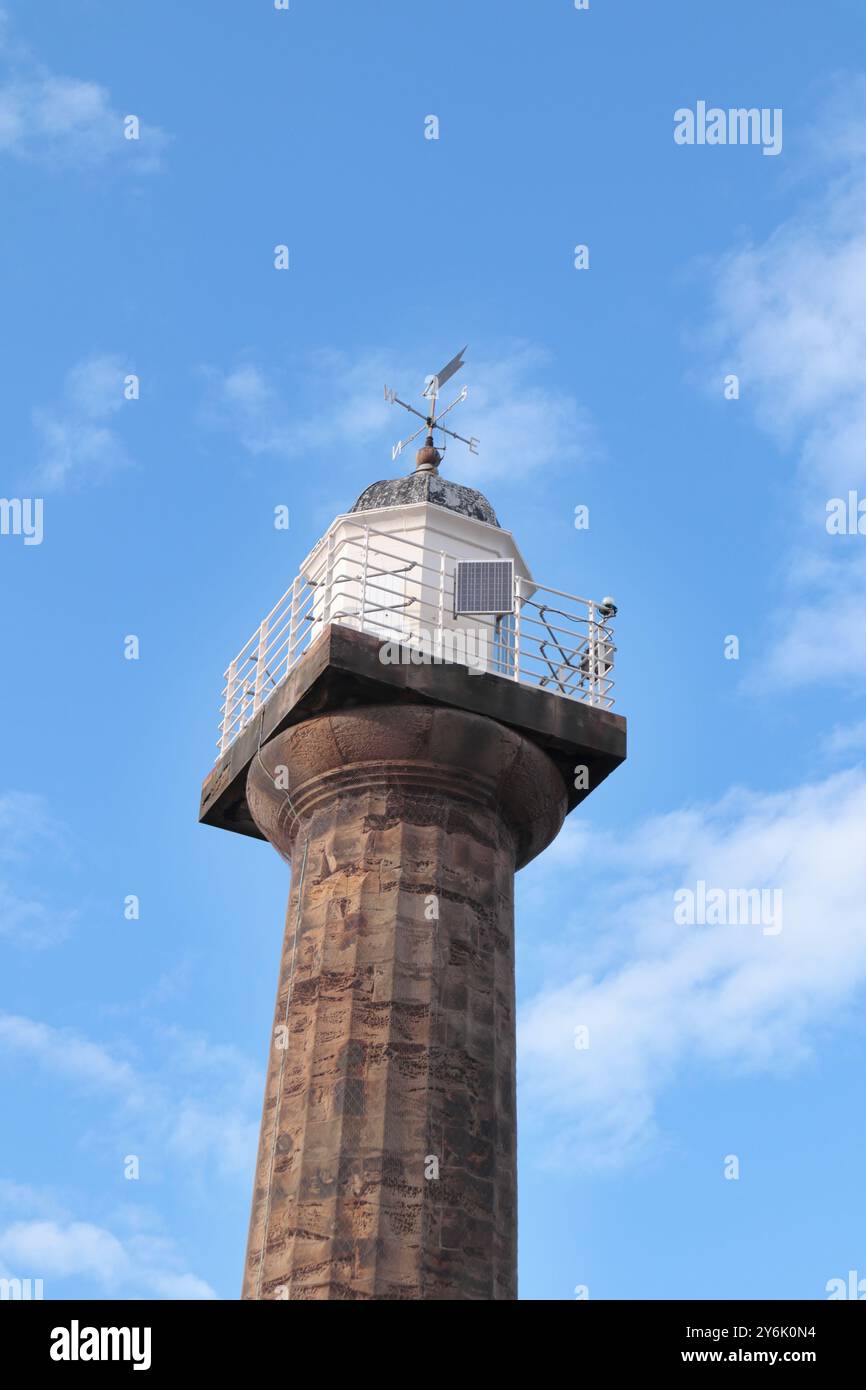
[199,353,627,1300]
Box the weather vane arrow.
[384,346,479,468]
[424,345,467,397]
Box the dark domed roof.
[349,470,500,527]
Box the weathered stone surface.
[349,470,501,527]
[199,624,626,841]
[241,705,566,1300]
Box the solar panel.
[454,560,514,615]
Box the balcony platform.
[199,623,627,841]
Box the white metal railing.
[215,521,616,758]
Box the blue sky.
[1,0,865,1300]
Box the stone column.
[241,703,566,1301]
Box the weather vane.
[384,346,479,469]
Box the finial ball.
[415,441,441,474]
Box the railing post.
[603,619,617,706]
[287,576,299,676]
[608,621,615,706]
[513,576,522,680]
[221,660,237,753]
[217,566,616,765]
[253,616,269,714]
[324,530,336,629]
[360,525,370,634]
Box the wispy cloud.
[0,1207,215,1299]
[701,77,866,689]
[520,767,866,1170]
[201,343,596,484]
[0,885,75,950]
[0,1014,137,1091]
[822,717,866,758]
[0,1012,259,1184]
[30,354,133,491]
[0,792,77,948]
[0,1178,65,1221]
[0,791,68,864]
[753,552,866,687]
[0,8,167,171]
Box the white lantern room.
[216,442,616,758]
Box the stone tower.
[199,439,626,1300]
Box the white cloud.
[0,1219,215,1299]
[31,354,132,491]
[822,717,866,758]
[0,11,167,170]
[0,1181,216,1298]
[0,792,76,948]
[0,1014,256,1294]
[0,883,75,949]
[0,1178,65,1220]
[453,344,598,486]
[165,1101,258,1183]
[0,790,67,863]
[202,343,596,484]
[152,1025,260,1180]
[703,82,866,688]
[0,1220,127,1283]
[0,1014,138,1092]
[519,767,866,1170]
[0,1012,259,1183]
[753,551,866,688]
